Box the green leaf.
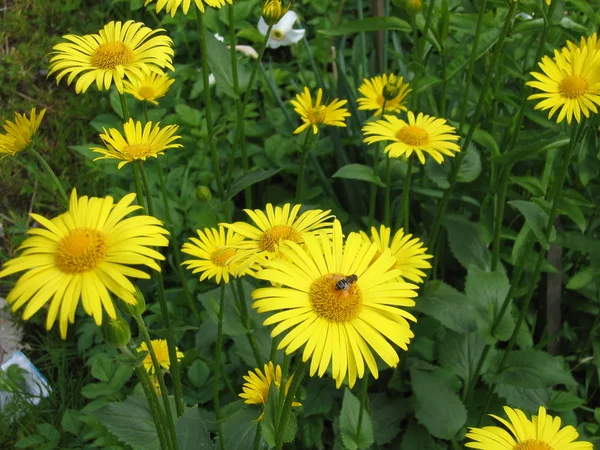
[472,128,500,158]
[176,407,214,449]
[508,200,550,249]
[188,359,210,388]
[175,104,202,128]
[15,435,45,448]
[400,422,444,450]
[227,169,282,200]
[61,409,82,435]
[410,369,467,440]
[332,164,385,187]
[550,391,585,412]
[567,266,600,290]
[416,282,477,333]
[457,147,482,183]
[493,384,551,411]
[444,215,491,270]
[554,232,600,254]
[339,389,374,450]
[91,355,115,383]
[492,135,569,165]
[319,17,411,35]
[93,396,159,450]
[261,383,297,447]
[222,407,260,450]
[205,32,249,99]
[302,378,334,417]
[439,331,495,384]
[299,416,325,450]
[370,393,408,445]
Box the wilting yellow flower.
[222,203,334,272]
[252,220,419,388]
[123,73,175,105]
[291,87,350,134]
[239,362,301,420]
[360,226,432,284]
[466,406,593,450]
[261,0,291,26]
[48,21,174,94]
[138,339,184,374]
[144,0,231,16]
[357,74,411,115]
[0,190,169,338]
[362,111,460,164]
[92,119,182,169]
[0,108,46,159]
[181,226,246,284]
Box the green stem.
[275,359,307,450]
[232,280,263,367]
[195,9,224,198]
[119,93,131,121]
[275,353,290,434]
[368,100,387,228]
[252,423,262,450]
[355,372,370,443]
[28,148,69,206]
[214,284,227,450]
[296,131,313,200]
[400,157,414,232]
[491,164,513,271]
[384,156,392,225]
[132,164,147,210]
[134,318,180,450]
[428,0,518,251]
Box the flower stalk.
[275,359,306,450]
[28,147,69,207]
[296,130,313,199]
[214,284,227,450]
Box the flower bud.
[102,316,132,349]
[196,186,212,202]
[406,0,422,14]
[261,0,290,26]
[383,82,401,101]
[123,287,146,317]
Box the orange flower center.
[396,125,429,146]
[559,75,588,99]
[259,225,302,253]
[514,440,553,450]
[307,105,327,124]
[309,274,362,323]
[138,85,157,100]
[124,143,153,159]
[56,228,107,273]
[91,42,135,70]
[211,247,237,266]
[271,29,285,40]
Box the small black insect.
[335,274,358,291]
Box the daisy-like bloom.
[251,220,419,388]
[0,108,46,159]
[465,405,593,450]
[181,226,246,284]
[123,73,175,105]
[0,190,169,338]
[92,119,182,169]
[144,0,231,16]
[526,44,600,124]
[291,87,350,135]
[137,339,184,375]
[565,33,599,55]
[357,74,411,115]
[239,361,301,420]
[48,21,174,94]
[362,111,461,164]
[261,0,290,26]
[359,226,432,284]
[258,11,305,49]
[221,203,334,272]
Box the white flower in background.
[214,33,225,42]
[258,11,305,49]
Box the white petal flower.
[258,11,305,49]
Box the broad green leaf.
[567,266,600,290]
[510,176,545,197]
[91,354,115,383]
[188,359,210,388]
[176,407,214,449]
[15,435,45,448]
[175,104,202,128]
[473,128,500,158]
[370,393,408,445]
[400,422,444,450]
[340,389,374,450]
[416,282,477,333]
[426,147,481,188]
[444,215,491,270]
[319,17,411,35]
[222,406,261,450]
[550,391,585,412]
[493,135,569,165]
[61,409,82,435]
[410,369,467,440]
[261,384,297,447]
[493,384,551,411]
[205,32,249,99]
[226,169,282,200]
[508,200,550,249]
[302,378,334,417]
[332,164,385,187]
[554,232,600,254]
[300,416,325,450]
[439,331,495,384]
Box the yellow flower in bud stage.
[261,0,291,26]
[0,190,169,338]
[137,339,184,374]
[465,406,593,450]
[406,0,422,14]
[239,362,301,421]
[48,21,174,94]
[144,0,232,16]
[92,119,182,169]
[357,74,411,115]
[123,73,175,105]
[0,108,46,159]
[291,87,351,135]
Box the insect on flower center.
[91,42,135,70]
[559,75,588,99]
[124,143,153,159]
[55,228,107,274]
[513,440,553,450]
[271,29,285,40]
[259,225,302,252]
[396,125,429,146]
[309,274,362,323]
[211,247,237,267]
[307,105,327,124]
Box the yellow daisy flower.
[0,108,46,159]
[251,220,419,388]
[137,339,184,374]
[357,74,411,115]
[144,0,232,16]
[48,21,174,94]
[565,33,599,55]
[92,119,182,169]
[239,361,301,421]
[362,111,461,164]
[291,87,350,135]
[526,44,600,124]
[221,203,334,272]
[181,226,246,284]
[0,190,169,338]
[123,73,175,105]
[359,225,432,284]
[466,406,593,450]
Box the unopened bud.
[123,287,146,317]
[102,316,132,349]
[196,186,212,202]
[261,0,290,26]
[406,0,422,14]
[383,82,401,101]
